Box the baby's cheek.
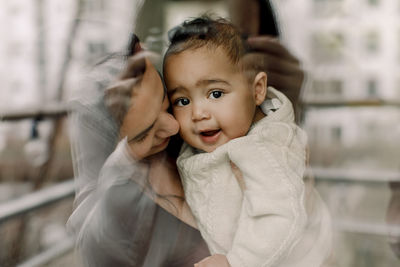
[179,128,192,143]
[222,118,250,139]
[174,112,188,130]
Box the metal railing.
[0,180,76,266]
[0,103,70,121]
[310,168,400,239]
[0,103,75,225]
[335,219,400,237]
[1,100,399,265]
[303,98,400,108]
[0,103,75,266]
[310,167,400,183]
[0,179,75,224]
[17,237,75,267]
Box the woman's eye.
[209,91,223,99]
[174,98,190,106]
[128,131,149,144]
[135,132,149,143]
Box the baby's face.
[164,46,258,152]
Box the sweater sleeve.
[226,121,308,267]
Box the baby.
[163,16,332,267]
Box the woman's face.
[118,54,179,160]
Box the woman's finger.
[119,51,160,79]
[246,36,300,64]
[119,52,146,80]
[266,71,304,104]
[243,52,302,76]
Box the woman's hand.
[104,52,147,126]
[194,254,231,267]
[147,152,199,229]
[244,36,305,114]
[104,50,159,127]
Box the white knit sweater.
[177,87,332,267]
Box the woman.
[67,5,305,267]
[67,35,209,267]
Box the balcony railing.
[1,101,399,265]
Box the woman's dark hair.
[126,33,141,57]
[258,0,279,36]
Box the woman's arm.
[147,152,198,229]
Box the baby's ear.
[252,72,267,105]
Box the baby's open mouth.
[199,129,221,144]
[200,129,220,136]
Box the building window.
[87,41,108,61]
[398,29,400,62]
[86,0,105,13]
[367,0,380,7]
[396,77,400,97]
[331,126,342,143]
[364,30,380,55]
[312,0,344,17]
[367,79,378,98]
[312,79,343,99]
[399,0,400,13]
[311,32,345,64]
[88,42,106,54]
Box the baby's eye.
[209,90,223,99]
[174,97,190,106]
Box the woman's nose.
[191,102,210,121]
[156,111,179,138]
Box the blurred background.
[0,0,399,266]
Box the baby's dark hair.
[164,15,249,66]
